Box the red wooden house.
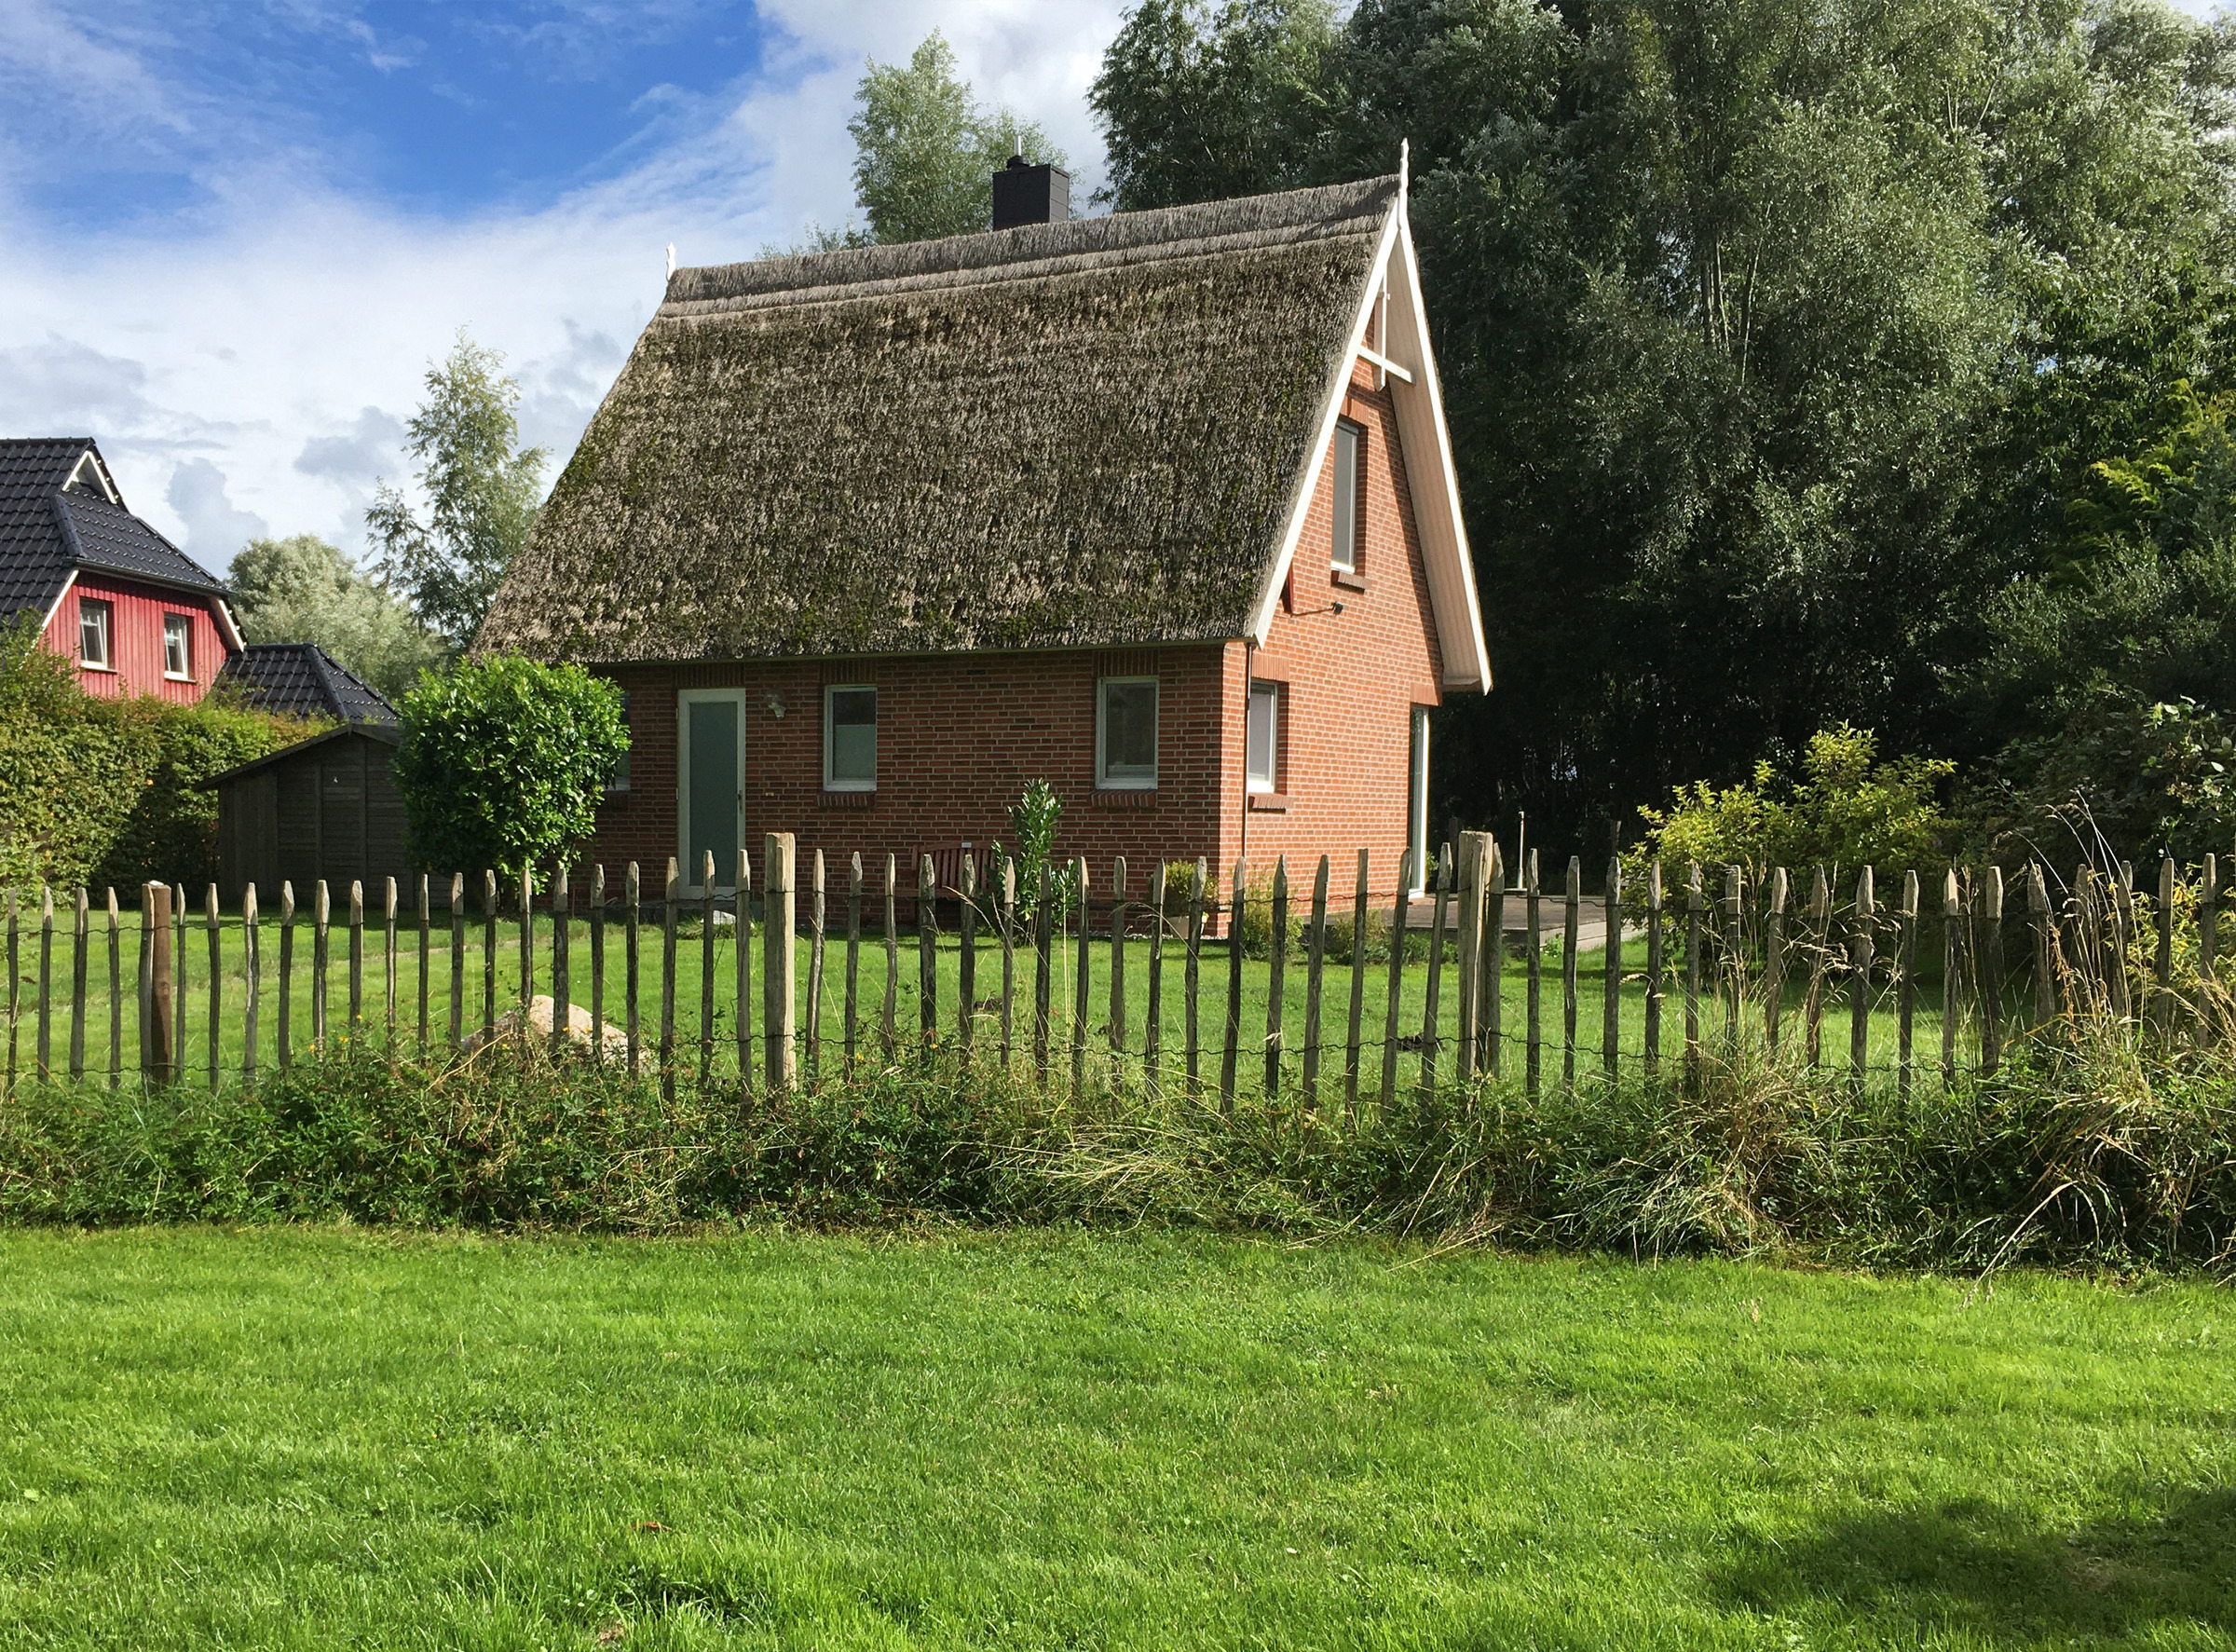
[477,166,1488,899]
[0,438,241,700]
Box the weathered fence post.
[1683,863,1702,1086]
[448,874,466,1051]
[417,873,430,1054]
[1420,842,1453,1094]
[146,882,174,1085]
[1001,854,1018,1071]
[1525,850,1545,1099]
[206,883,223,1085]
[1345,850,1369,1114]
[1264,857,1288,1099]
[69,886,87,1081]
[1643,863,1663,1072]
[384,876,399,1044]
[1484,841,1507,1079]
[277,882,293,1071]
[1070,856,1091,1094]
[882,854,900,1062]
[239,885,256,1090]
[1766,867,1789,1056]
[763,833,797,1095]
[348,880,364,1031]
[1108,856,1127,1082]
[4,889,16,1097]
[1850,867,1875,1095]
[1720,865,1742,1053]
[2030,862,2055,1028]
[2155,854,2176,1040]
[171,885,188,1076]
[1943,869,1962,1087]
[1220,860,1245,1113]
[735,848,756,1097]
[700,851,717,1086]
[481,870,498,1037]
[1805,867,1829,1069]
[1034,861,1055,1086]
[1183,860,1206,1097]
[660,859,678,1095]
[1562,856,1581,1090]
[624,863,641,1076]
[590,864,606,1065]
[34,887,52,1082]
[2108,862,2134,1022]
[312,881,331,1050]
[960,854,978,1065]
[919,853,938,1050]
[553,863,573,1061]
[1382,852,1413,1106]
[1982,866,2005,1072]
[1144,860,1166,1096]
[807,850,826,1087]
[1898,870,1918,1101]
[1302,855,1329,1110]
[1603,856,1623,1081]
[845,852,864,1072]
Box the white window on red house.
[77,597,112,669]
[1330,418,1363,572]
[1097,677,1158,788]
[1247,680,1279,793]
[607,691,633,792]
[825,685,877,790]
[162,614,192,679]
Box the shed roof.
[216,642,398,725]
[198,719,400,789]
[476,174,1484,686]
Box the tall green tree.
[226,534,447,699]
[366,334,548,649]
[1093,0,2236,854]
[850,33,1067,243]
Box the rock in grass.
[461,996,630,1060]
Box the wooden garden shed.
[205,723,414,903]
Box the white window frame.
[1247,680,1280,794]
[1095,676,1159,790]
[162,613,192,680]
[1330,417,1363,572]
[823,683,879,793]
[1408,706,1431,894]
[77,597,113,671]
[607,691,633,793]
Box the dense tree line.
[1089,0,2236,858]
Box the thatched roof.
[479,175,1438,664]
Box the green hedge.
[0,616,321,893]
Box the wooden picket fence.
[1,831,2221,1105]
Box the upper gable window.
[163,614,193,680]
[1097,677,1158,789]
[78,597,112,670]
[1330,418,1363,572]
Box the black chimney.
[991,154,1070,230]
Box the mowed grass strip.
[0,1230,2229,1650]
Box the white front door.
[677,689,746,895]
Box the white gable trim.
[39,568,78,635]
[1245,187,1491,692]
[63,448,118,503]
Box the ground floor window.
[1097,676,1159,788]
[1247,680,1280,792]
[825,685,878,790]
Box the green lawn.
[0,1229,2227,1648]
[7,904,1977,1099]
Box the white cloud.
[0,2,1125,575]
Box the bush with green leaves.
[1626,726,1955,891]
[0,613,317,891]
[393,655,627,879]
[988,779,1076,922]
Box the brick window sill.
[1248,792,1290,812]
[1091,786,1158,808]
[1331,569,1368,594]
[819,789,876,810]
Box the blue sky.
[0,1,1121,567]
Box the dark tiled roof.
[0,439,88,620]
[0,437,228,624]
[215,641,398,724]
[58,494,225,595]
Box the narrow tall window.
[1408,706,1430,894]
[77,597,111,669]
[162,614,191,679]
[607,691,633,792]
[1097,677,1158,788]
[825,685,878,791]
[1330,418,1362,572]
[1247,680,1280,793]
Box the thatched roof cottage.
[478,163,1486,897]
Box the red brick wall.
[1216,355,1443,897]
[585,358,1452,907]
[41,576,234,703]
